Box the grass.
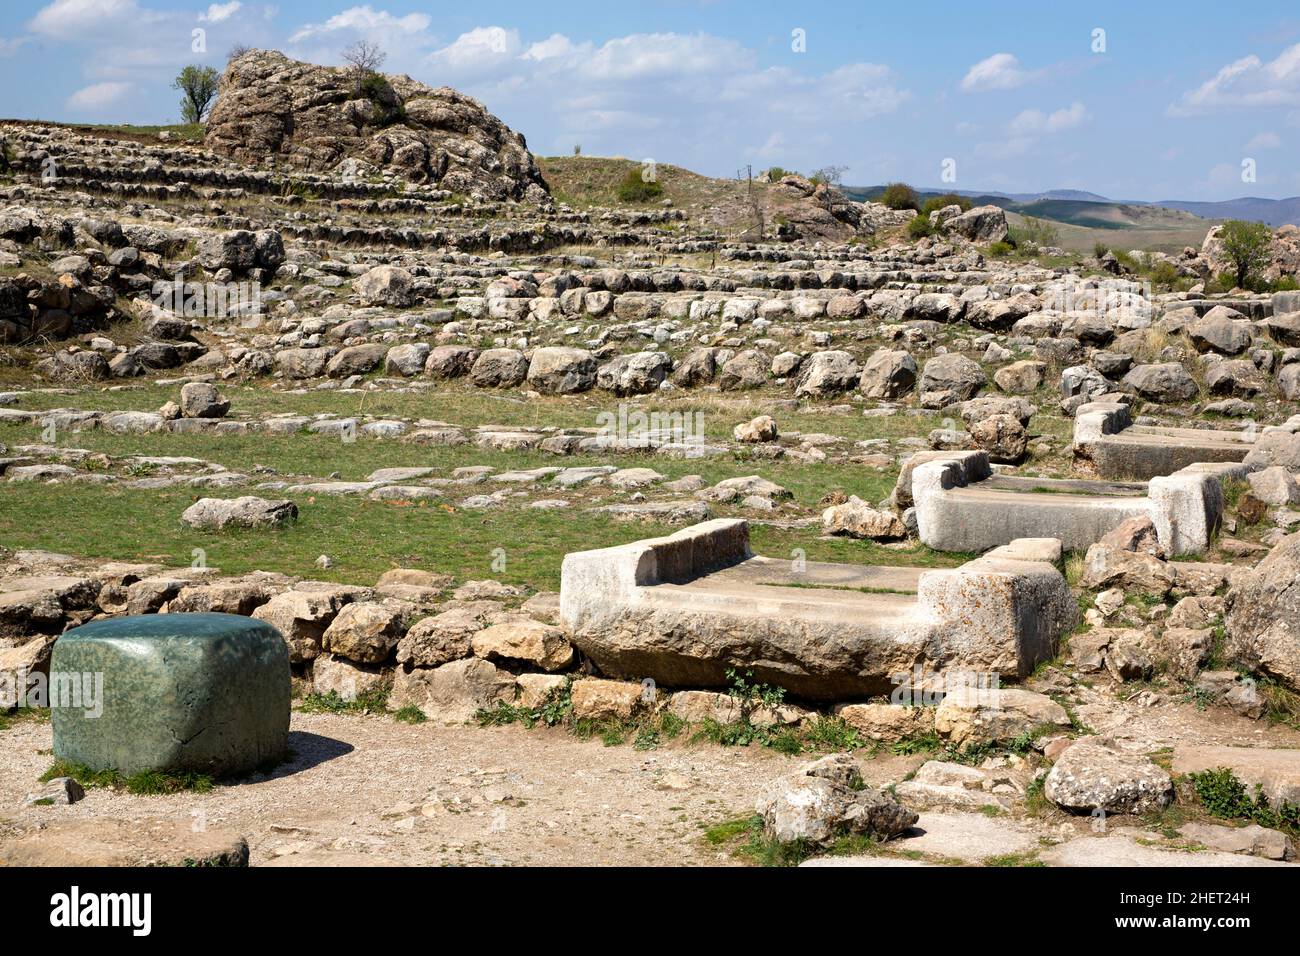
[476,672,870,756]
[40,758,214,795]
[703,812,922,867]
[295,688,425,723]
[0,399,968,589]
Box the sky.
[2,0,1300,201]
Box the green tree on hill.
[1216,219,1273,290]
[172,65,220,124]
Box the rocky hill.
[205,50,549,203]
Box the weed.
[41,759,213,795]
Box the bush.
[1093,241,1110,259]
[907,215,937,239]
[360,72,405,126]
[1149,260,1181,290]
[879,182,920,211]
[920,193,971,216]
[616,168,664,203]
[987,241,1014,257]
[766,167,789,182]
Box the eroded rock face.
[1225,532,1300,692]
[206,50,549,201]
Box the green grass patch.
[40,758,214,795]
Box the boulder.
[321,602,404,664]
[470,614,574,671]
[859,349,917,399]
[1044,737,1174,815]
[179,382,229,419]
[994,359,1046,394]
[470,348,528,388]
[933,687,1070,749]
[968,413,1027,463]
[795,350,861,398]
[526,346,597,395]
[821,496,906,539]
[424,344,480,379]
[180,496,297,531]
[717,349,769,390]
[919,354,986,408]
[946,205,1010,243]
[326,343,389,377]
[353,265,415,307]
[388,657,515,724]
[756,753,918,845]
[597,351,672,395]
[1123,362,1198,403]
[571,678,644,720]
[733,415,778,443]
[396,607,483,667]
[251,589,348,663]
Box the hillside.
[537,155,881,240]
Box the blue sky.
[3,0,1300,200]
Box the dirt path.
[0,714,838,866]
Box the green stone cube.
[51,613,290,777]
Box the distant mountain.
[1148,197,1300,228]
[843,185,1300,227]
[846,185,1114,204]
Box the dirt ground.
[2,688,1297,867]
[0,713,824,866]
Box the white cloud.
[200,1,242,23]
[1169,41,1300,115]
[1244,130,1281,150]
[413,27,907,178]
[0,36,29,57]
[1008,101,1089,134]
[289,3,430,42]
[425,26,521,75]
[960,53,1037,92]
[67,80,132,110]
[30,0,146,37]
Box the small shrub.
[907,215,937,240]
[987,241,1014,257]
[1188,767,1300,837]
[920,193,971,215]
[878,182,920,211]
[1149,260,1181,290]
[392,705,427,724]
[616,168,664,203]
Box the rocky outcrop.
[205,50,549,202]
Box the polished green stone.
[50,613,290,777]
